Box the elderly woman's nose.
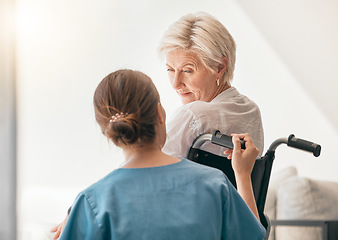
[172,73,183,89]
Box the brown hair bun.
[93,69,160,147]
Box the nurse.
[58,69,265,240]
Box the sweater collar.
[211,86,238,103]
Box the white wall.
[16,0,338,238]
[237,0,338,130]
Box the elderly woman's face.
[166,49,219,104]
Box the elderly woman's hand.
[50,214,68,239]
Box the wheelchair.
[187,130,321,240]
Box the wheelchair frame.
[187,131,322,240]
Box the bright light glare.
[16,5,39,36]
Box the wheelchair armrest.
[271,219,338,240]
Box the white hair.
[158,12,236,84]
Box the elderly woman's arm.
[162,105,201,158]
[225,133,260,220]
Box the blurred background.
[1,0,338,239]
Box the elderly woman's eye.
[184,70,192,73]
[167,68,174,72]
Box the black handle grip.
[211,130,246,150]
[287,134,321,157]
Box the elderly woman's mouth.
[177,91,192,97]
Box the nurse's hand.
[224,133,260,220]
[50,214,68,239]
[224,133,258,178]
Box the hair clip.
[109,112,128,123]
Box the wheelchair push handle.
[287,134,321,157]
[211,130,246,150]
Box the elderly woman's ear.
[217,57,228,76]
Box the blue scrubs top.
[60,159,265,240]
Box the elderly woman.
[51,12,264,239]
[159,12,264,158]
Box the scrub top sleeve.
[59,193,104,240]
[221,177,266,240]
